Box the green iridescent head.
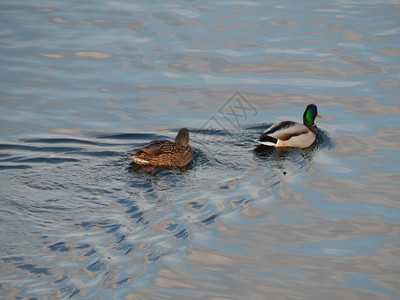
[303,104,321,126]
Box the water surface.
[1,0,400,299]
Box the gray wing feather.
[263,121,308,141]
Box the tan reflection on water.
[139,232,398,298]
[47,17,70,24]
[377,48,400,56]
[74,51,114,59]
[335,129,400,158]
[2,1,400,299]
[378,79,400,87]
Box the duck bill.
[317,113,322,118]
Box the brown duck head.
[175,128,190,147]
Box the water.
[1,0,400,299]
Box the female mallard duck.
[257,104,321,148]
[131,128,193,167]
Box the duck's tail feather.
[258,141,276,147]
[258,135,278,147]
[130,155,149,164]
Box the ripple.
[48,242,69,252]
[21,137,99,145]
[202,74,364,87]
[0,143,83,153]
[17,264,51,276]
[175,229,189,240]
[201,213,219,225]
[15,157,81,164]
[97,133,168,140]
[1,0,400,299]
[0,165,32,170]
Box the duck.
[131,128,193,167]
[256,104,321,148]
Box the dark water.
[1,0,400,299]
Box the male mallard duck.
[257,104,321,148]
[131,128,193,167]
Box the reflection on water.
[1,0,400,299]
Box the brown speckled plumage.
[131,128,193,167]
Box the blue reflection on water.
[1,0,400,299]
[341,274,396,298]
[279,236,393,258]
